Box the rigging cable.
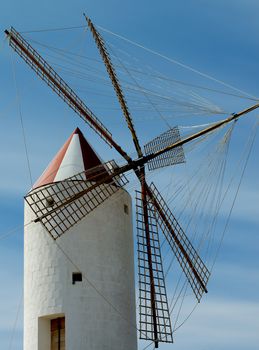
[156,123,239,339]
[210,117,259,273]
[167,121,258,340]
[20,25,257,101]
[11,53,33,187]
[0,221,33,242]
[97,25,259,101]
[172,281,189,332]
[173,302,199,333]
[106,41,172,129]
[24,37,247,120]
[8,292,23,350]
[26,35,256,103]
[21,25,87,34]
[0,225,23,241]
[1,223,33,348]
[19,23,258,106]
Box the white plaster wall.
[24,187,137,350]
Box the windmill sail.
[25,161,128,240]
[144,127,185,171]
[147,182,210,301]
[5,27,116,147]
[136,191,173,344]
[85,16,143,159]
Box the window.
[124,204,129,215]
[72,272,82,284]
[51,317,65,350]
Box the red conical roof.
[33,128,105,189]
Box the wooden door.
[51,317,65,350]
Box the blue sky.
[0,1,259,349]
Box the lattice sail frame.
[148,182,210,302]
[144,127,185,171]
[136,191,173,344]
[25,161,128,240]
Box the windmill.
[4,17,259,349]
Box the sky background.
[0,1,259,349]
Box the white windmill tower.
[24,128,137,350]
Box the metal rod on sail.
[141,178,159,348]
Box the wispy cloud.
[138,298,259,350]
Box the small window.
[124,204,129,215]
[72,272,82,284]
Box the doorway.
[51,317,65,350]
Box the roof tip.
[73,127,82,135]
[32,127,107,190]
